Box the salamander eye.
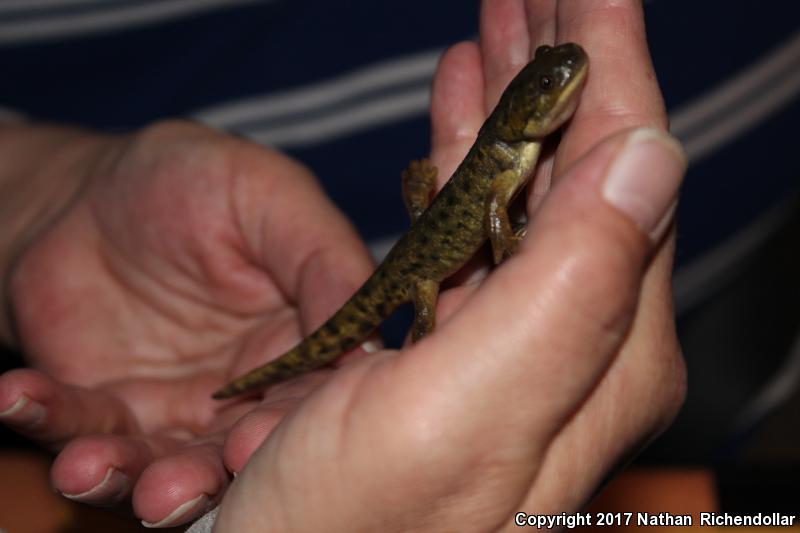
[539,75,555,91]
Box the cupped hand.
[214,0,687,531]
[0,121,377,526]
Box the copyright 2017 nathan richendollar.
[514,511,797,528]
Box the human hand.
[0,121,377,526]
[213,0,687,531]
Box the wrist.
[0,123,117,346]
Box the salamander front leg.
[401,158,438,223]
[486,170,526,265]
[411,279,439,342]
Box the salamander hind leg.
[411,279,439,342]
[401,158,438,223]
[512,222,527,242]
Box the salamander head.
[493,43,588,141]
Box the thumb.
[398,127,686,449]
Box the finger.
[222,409,280,475]
[554,0,667,173]
[427,41,497,285]
[97,372,234,433]
[479,0,532,110]
[133,439,228,528]
[222,400,295,473]
[524,0,557,54]
[429,41,486,184]
[51,434,166,504]
[0,369,137,449]
[221,370,328,472]
[0,368,247,448]
[231,145,375,334]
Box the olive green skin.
[213,43,588,399]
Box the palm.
[5,122,374,522]
[18,124,307,399]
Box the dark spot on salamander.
[345,314,356,323]
[419,234,430,245]
[446,195,457,206]
[439,211,449,221]
[375,303,387,316]
[356,302,368,313]
[388,282,400,292]
[342,336,356,347]
[431,254,440,262]
[326,323,340,335]
[359,321,373,334]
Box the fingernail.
[62,467,129,504]
[602,128,687,239]
[0,395,46,428]
[141,493,212,528]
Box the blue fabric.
[645,0,800,260]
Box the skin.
[0,0,685,528]
[213,43,588,399]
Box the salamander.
[213,43,588,399]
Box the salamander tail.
[212,279,402,399]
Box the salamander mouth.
[545,61,588,134]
